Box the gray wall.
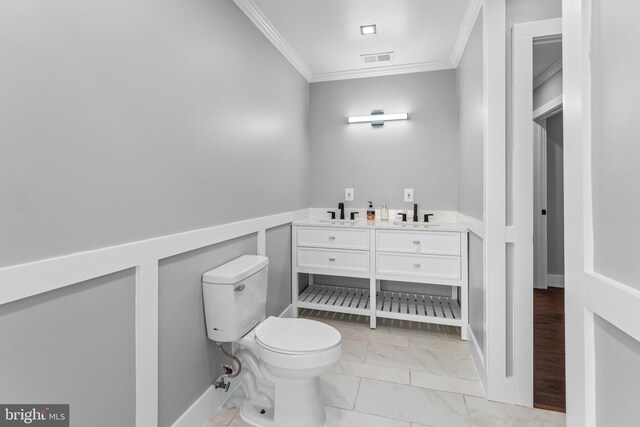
[0,0,310,267]
[158,235,257,427]
[309,71,459,210]
[457,13,484,221]
[0,270,136,427]
[533,70,563,111]
[265,225,293,317]
[1,1,307,425]
[468,233,485,356]
[546,113,564,276]
[506,0,562,225]
[595,316,640,427]
[456,13,485,357]
[591,0,640,289]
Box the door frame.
[512,17,562,407]
[533,120,548,290]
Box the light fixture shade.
[347,112,409,125]
[360,24,377,35]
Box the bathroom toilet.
[202,255,342,427]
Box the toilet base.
[239,401,330,427]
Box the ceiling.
[233,0,481,82]
[533,40,562,82]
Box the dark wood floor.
[533,287,566,413]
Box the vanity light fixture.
[360,24,377,35]
[347,110,409,127]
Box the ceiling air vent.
[361,52,393,64]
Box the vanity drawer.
[376,252,460,281]
[376,230,460,256]
[297,227,369,250]
[297,248,369,273]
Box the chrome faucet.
[338,202,345,220]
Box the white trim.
[533,95,563,121]
[586,272,640,343]
[482,0,510,402]
[563,0,592,424]
[232,0,313,81]
[505,226,515,243]
[451,0,483,67]
[533,122,548,290]
[456,213,485,239]
[512,17,562,407]
[257,229,266,256]
[547,274,565,288]
[135,261,159,427]
[310,60,454,83]
[0,210,307,306]
[170,383,240,427]
[533,59,563,89]
[466,325,488,394]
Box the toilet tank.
[202,255,269,342]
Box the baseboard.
[547,274,565,288]
[278,304,295,318]
[467,325,488,395]
[171,382,240,427]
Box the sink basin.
[317,219,358,224]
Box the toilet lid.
[255,317,341,354]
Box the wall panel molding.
[0,208,309,427]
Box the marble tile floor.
[206,310,565,427]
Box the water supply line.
[217,342,242,378]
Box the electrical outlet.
[345,188,354,201]
[404,188,414,202]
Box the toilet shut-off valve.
[214,342,243,392]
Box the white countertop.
[292,217,468,233]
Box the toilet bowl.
[202,255,342,427]
[237,316,341,427]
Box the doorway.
[512,18,565,409]
[533,94,565,411]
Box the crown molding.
[533,59,562,89]
[310,60,455,83]
[235,0,469,83]
[233,0,313,81]
[450,0,483,67]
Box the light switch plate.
[345,188,354,201]
[404,188,414,202]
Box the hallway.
[534,287,566,412]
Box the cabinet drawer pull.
[412,263,421,268]
[328,235,336,240]
[412,240,420,244]
[328,257,336,262]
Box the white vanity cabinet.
[291,221,468,340]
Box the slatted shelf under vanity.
[297,284,462,326]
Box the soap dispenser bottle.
[380,203,389,220]
[367,201,376,221]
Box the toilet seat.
[252,317,342,372]
[255,316,341,354]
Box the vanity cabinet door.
[296,247,370,273]
[376,230,460,256]
[376,252,460,281]
[297,227,369,250]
